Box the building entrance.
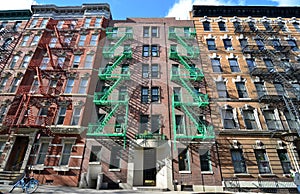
[143,148,156,186]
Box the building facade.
[0,4,111,187]
[191,5,300,193]
[81,17,220,191]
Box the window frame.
[56,107,67,125]
[64,78,75,94]
[71,107,81,125]
[141,87,149,103]
[151,86,160,102]
[206,39,216,50]
[109,146,121,169]
[218,21,227,31]
[203,21,211,31]
[254,149,271,174]
[60,143,73,166]
[78,77,88,94]
[178,148,190,172]
[235,82,248,98]
[223,38,233,50]
[200,150,212,172]
[211,58,222,72]
[231,148,247,173]
[229,59,240,72]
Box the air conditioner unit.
[115,127,122,133]
[256,140,263,148]
[232,140,238,148]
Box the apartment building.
[191,5,300,193]
[0,4,111,186]
[80,17,220,191]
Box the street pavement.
[0,184,274,194]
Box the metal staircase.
[87,27,132,148]
[169,27,214,146]
[237,22,300,136]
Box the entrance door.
[5,136,29,171]
[143,148,156,186]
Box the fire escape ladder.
[16,94,30,126]
[46,44,57,69]
[99,77,123,103]
[53,25,63,47]
[104,52,127,75]
[104,32,131,58]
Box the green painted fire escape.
[169,27,214,145]
[87,27,132,148]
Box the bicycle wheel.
[25,180,38,194]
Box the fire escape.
[87,27,132,148]
[168,27,214,146]
[3,19,75,135]
[236,21,300,136]
[0,23,23,74]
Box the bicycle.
[9,174,39,193]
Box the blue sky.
[1,0,300,20]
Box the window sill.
[53,166,69,171]
[89,162,101,165]
[234,173,252,177]
[201,171,213,175]
[31,165,45,171]
[109,169,121,172]
[259,174,276,177]
[179,171,191,174]
[238,98,252,100]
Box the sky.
[1,0,300,20]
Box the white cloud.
[166,0,234,20]
[270,0,300,6]
[0,0,38,10]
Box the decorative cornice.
[192,5,300,18]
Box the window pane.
[255,149,271,174]
[178,148,190,171]
[200,150,211,171]
[231,149,247,173]
[109,146,120,169]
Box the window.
[21,55,31,68]
[216,81,228,98]
[272,39,281,51]
[229,59,240,72]
[263,21,272,31]
[78,77,88,94]
[49,37,57,48]
[277,149,291,174]
[151,45,159,57]
[64,36,72,46]
[71,107,81,125]
[30,79,39,93]
[140,115,149,133]
[200,150,211,171]
[255,82,266,98]
[30,35,40,46]
[151,64,159,78]
[10,55,19,69]
[40,19,48,28]
[287,39,299,51]
[218,21,226,31]
[57,21,64,29]
[246,58,256,71]
[142,45,149,57]
[242,109,258,129]
[121,64,129,75]
[239,38,248,50]
[84,18,91,28]
[264,59,274,71]
[142,64,149,78]
[29,19,38,28]
[10,77,21,93]
[56,107,67,125]
[184,27,190,37]
[118,86,127,101]
[65,78,74,93]
[274,83,285,96]
[284,110,299,131]
[206,39,216,50]
[94,18,101,28]
[222,108,237,129]
[255,39,265,51]
[175,115,185,134]
[178,148,190,171]
[143,27,150,37]
[0,105,8,123]
[231,149,247,173]
[141,87,148,103]
[203,21,211,31]
[151,87,160,102]
[60,143,72,165]
[40,57,49,70]
[236,82,248,98]
[115,114,124,133]
[293,22,300,32]
[151,115,160,133]
[173,87,181,102]
[254,149,271,174]
[278,21,288,32]
[84,54,94,69]
[151,27,158,37]
[21,35,29,46]
[78,35,86,46]
[211,58,222,72]
[223,39,233,50]
[109,146,120,169]
[248,21,256,32]
[90,34,98,46]
[0,77,8,92]
[36,142,48,164]
[89,146,101,162]
[72,55,81,68]
[13,21,22,31]
[263,109,282,130]
[233,21,241,31]
[0,141,5,157]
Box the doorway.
[5,136,29,171]
[143,148,156,186]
